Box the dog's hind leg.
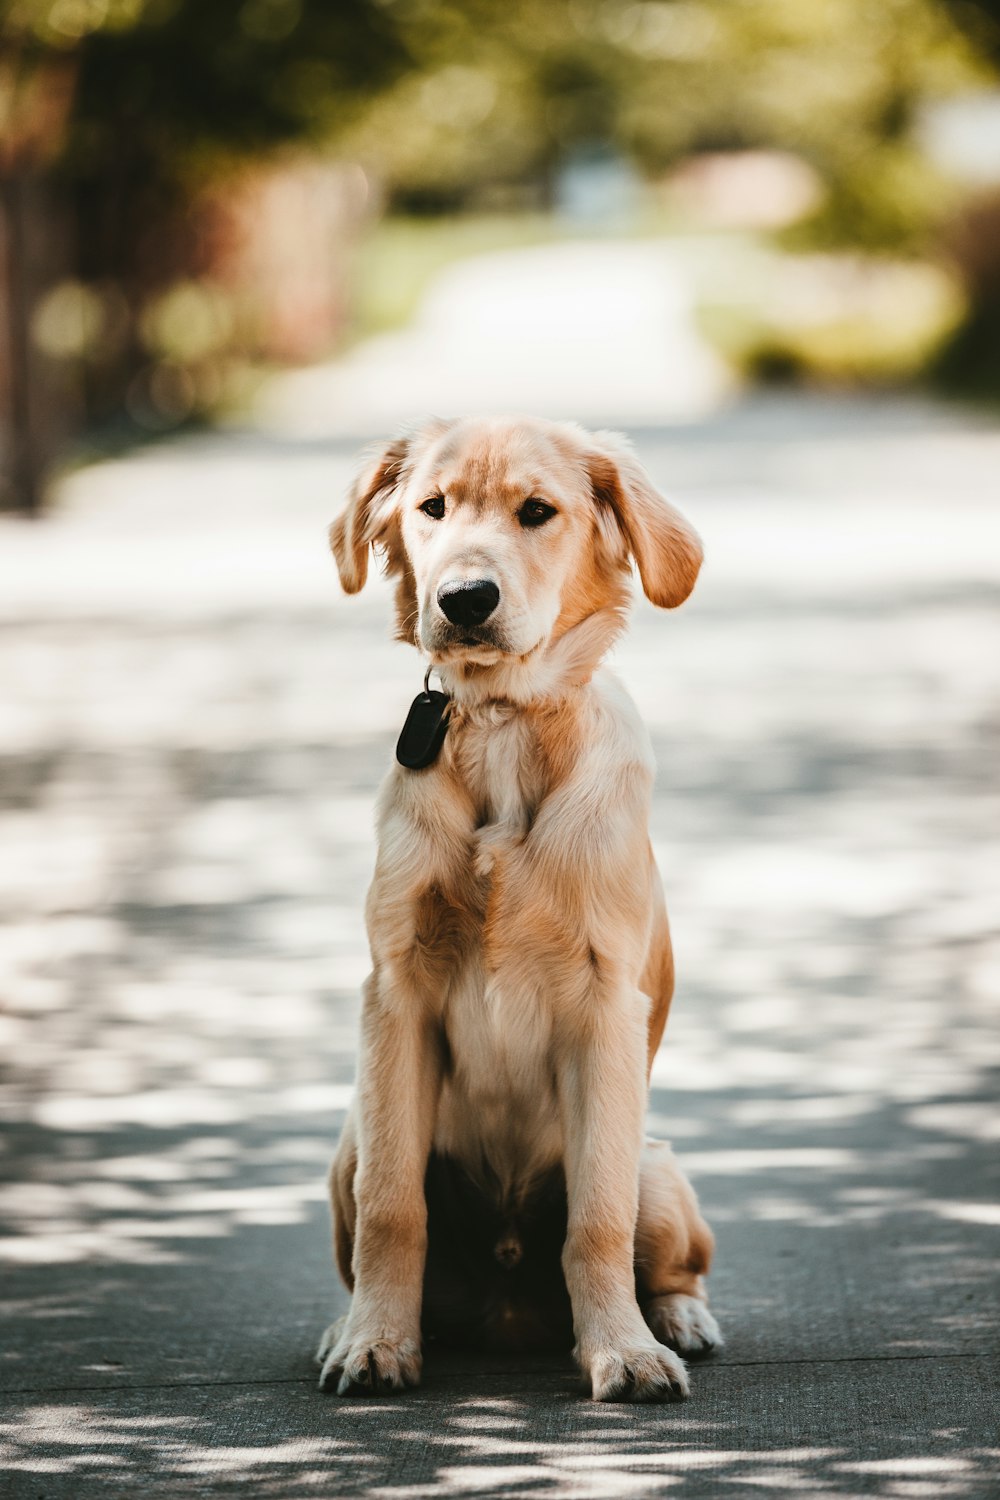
[328,1110,358,1291]
[316,1111,358,1369]
[635,1138,723,1357]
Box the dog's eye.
[518,498,556,528]
[420,495,446,520]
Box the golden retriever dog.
[317,415,722,1402]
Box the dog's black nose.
[437,579,500,627]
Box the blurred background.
[1,5,999,1493]
[3,0,1000,507]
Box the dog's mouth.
[432,635,549,676]
[438,639,504,666]
[424,614,547,669]
[431,622,508,661]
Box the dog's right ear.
[329,434,413,595]
[330,419,456,593]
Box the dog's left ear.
[587,434,703,608]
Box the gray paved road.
[1,393,998,1497]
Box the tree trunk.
[0,173,41,515]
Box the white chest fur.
[432,708,563,1196]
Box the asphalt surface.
[1,392,998,1497]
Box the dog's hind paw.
[644,1293,723,1357]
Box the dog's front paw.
[580,1339,689,1403]
[316,1319,421,1396]
[645,1293,723,1356]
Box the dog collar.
[396,666,451,770]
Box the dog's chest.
[432,712,562,1189]
[454,708,544,835]
[435,962,561,1191]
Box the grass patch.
[347,213,563,341]
[696,254,965,387]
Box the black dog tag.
[396,686,450,769]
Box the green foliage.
[2,0,412,179]
[939,0,1000,64]
[3,0,1000,446]
[328,0,992,239]
[787,146,963,253]
[5,0,996,228]
[700,259,965,387]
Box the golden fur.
[318,416,721,1402]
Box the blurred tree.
[0,0,413,508]
[329,0,1000,401]
[340,0,993,240]
[2,0,412,155]
[941,0,1000,60]
[932,1,1000,389]
[3,0,1000,510]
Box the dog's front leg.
[318,967,440,1396]
[558,988,690,1403]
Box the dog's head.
[330,416,702,696]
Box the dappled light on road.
[2,1383,998,1497]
